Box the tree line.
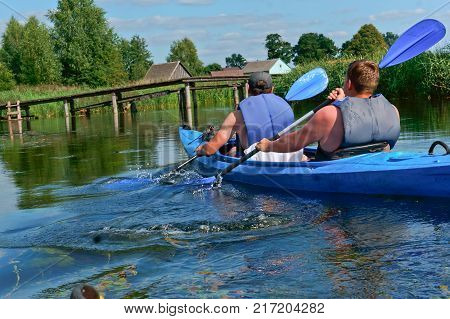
[0,0,399,91]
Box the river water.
[0,101,449,299]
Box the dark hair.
[249,80,272,96]
[347,60,379,93]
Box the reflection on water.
[0,101,449,299]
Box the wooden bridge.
[0,75,249,135]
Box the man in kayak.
[196,72,300,160]
[256,60,400,160]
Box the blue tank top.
[333,94,400,149]
[238,93,294,146]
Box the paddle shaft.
[216,99,332,178]
[175,155,198,172]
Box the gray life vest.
[332,94,400,149]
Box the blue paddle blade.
[285,67,329,101]
[379,19,446,69]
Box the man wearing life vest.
[256,60,401,160]
[196,72,294,157]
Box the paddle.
[208,18,446,186]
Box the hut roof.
[144,61,192,82]
[210,68,244,77]
[242,59,279,74]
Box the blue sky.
[0,0,449,65]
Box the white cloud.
[369,8,426,22]
[109,13,288,31]
[327,30,348,38]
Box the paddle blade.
[285,67,329,101]
[379,19,446,69]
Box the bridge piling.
[184,84,193,128]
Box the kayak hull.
[179,128,450,198]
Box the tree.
[120,35,153,81]
[0,62,15,91]
[18,17,61,85]
[265,33,293,64]
[166,38,203,75]
[293,33,337,64]
[383,32,399,48]
[203,63,222,74]
[0,17,24,81]
[341,24,388,57]
[48,0,126,87]
[225,53,246,68]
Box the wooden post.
[117,92,124,112]
[17,116,23,135]
[192,83,199,129]
[6,101,11,121]
[239,84,245,102]
[64,100,70,118]
[184,83,193,128]
[112,93,119,135]
[130,101,138,113]
[63,100,70,133]
[178,90,184,123]
[112,93,118,115]
[69,99,76,132]
[16,101,22,121]
[233,85,240,109]
[8,120,14,140]
[24,106,30,118]
[69,99,75,116]
[114,111,119,136]
[71,115,77,132]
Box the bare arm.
[196,111,239,156]
[257,106,335,153]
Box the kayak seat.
[308,142,389,161]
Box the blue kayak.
[179,127,450,198]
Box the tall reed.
[274,44,450,102]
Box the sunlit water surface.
[0,101,449,298]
